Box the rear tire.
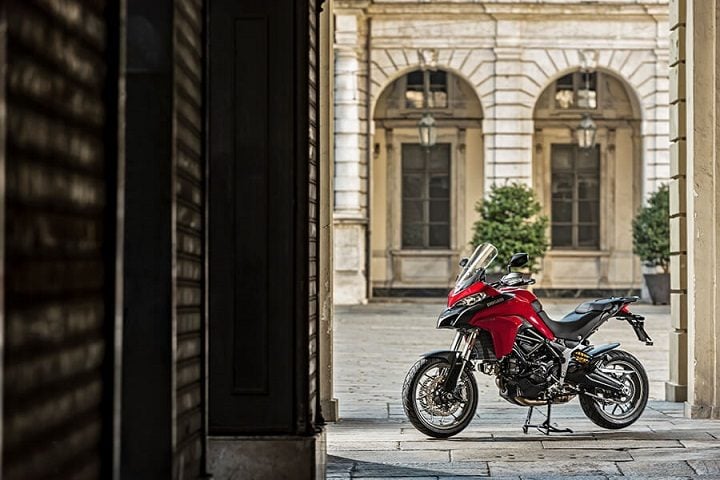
[579,350,648,429]
[402,357,478,438]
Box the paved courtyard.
[327,299,720,479]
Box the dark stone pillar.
[122,1,175,478]
[207,0,324,477]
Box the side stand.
[522,404,573,435]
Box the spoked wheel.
[580,350,649,429]
[402,357,478,438]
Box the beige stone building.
[333,0,670,304]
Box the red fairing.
[463,287,555,358]
[471,315,523,357]
[497,288,555,341]
[447,281,489,307]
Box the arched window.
[554,71,597,110]
[371,68,483,292]
[534,67,642,291]
[404,70,448,109]
[535,71,641,251]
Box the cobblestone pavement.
[327,299,720,479]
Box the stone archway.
[532,68,644,294]
[370,68,484,297]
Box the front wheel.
[579,350,649,429]
[402,357,478,438]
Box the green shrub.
[471,183,549,273]
[632,184,670,272]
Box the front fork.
[444,330,478,392]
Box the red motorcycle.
[402,243,653,438]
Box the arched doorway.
[533,69,643,293]
[370,69,483,296]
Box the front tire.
[579,350,649,429]
[402,357,478,438]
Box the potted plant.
[632,184,670,304]
[471,183,549,280]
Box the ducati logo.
[486,297,504,307]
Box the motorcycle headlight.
[455,292,487,308]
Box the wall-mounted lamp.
[575,113,597,150]
[418,113,437,148]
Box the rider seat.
[543,297,634,341]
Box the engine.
[496,327,563,405]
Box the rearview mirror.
[507,252,529,272]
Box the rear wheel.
[579,350,648,429]
[402,357,478,438]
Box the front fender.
[420,350,460,363]
[420,350,468,392]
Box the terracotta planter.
[644,273,670,305]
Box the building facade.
[333,0,670,303]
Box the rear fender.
[583,343,620,369]
[584,343,620,357]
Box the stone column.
[333,12,368,304]
[651,46,672,195]
[667,0,688,403]
[683,0,720,419]
[319,0,339,421]
[483,47,534,194]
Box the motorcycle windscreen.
[454,243,498,293]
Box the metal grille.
[473,330,497,362]
[174,0,205,476]
[308,0,320,425]
[3,0,112,478]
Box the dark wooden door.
[209,0,318,435]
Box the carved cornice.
[332,1,667,20]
